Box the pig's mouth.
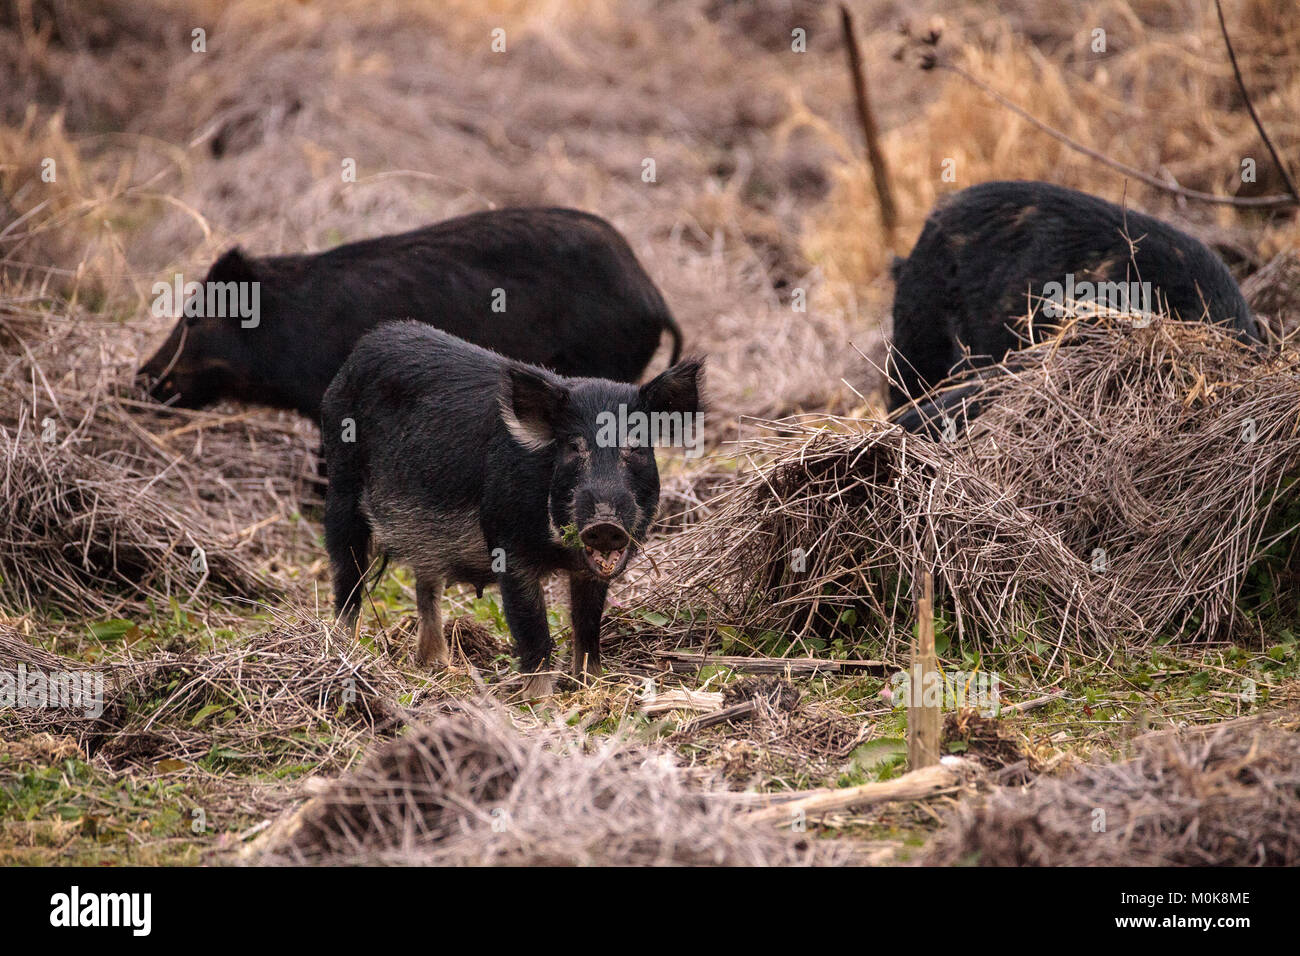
[582,543,631,579]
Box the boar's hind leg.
[415,574,449,668]
[325,482,371,628]
[500,572,554,691]
[569,574,609,679]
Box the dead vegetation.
[245,700,837,866]
[630,317,1300,661]
[1244,249,1300,343]
[664,674,873,784]
[811,0,1300,290]
[926,711,1300,866]
[1,0,1299,867]
[0,295,319,615]
[0,615,404,772]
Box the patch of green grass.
[0,752,220,865]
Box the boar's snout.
[137,361,203,408]
[579,520,632,579]
[138,323,193,406]
[137,365,176,403]
[137,336,221,409]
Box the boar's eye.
[564,436,586,456]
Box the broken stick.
[907,566,941,770]
[746,759,974,827]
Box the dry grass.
[628,317,1300,661]
[809,0,1300,294]
[244,699,840,866]
[0,295,319,616]
[1243,249,1300,343]
[629,414,1095,661]
[0,614,407,772]
[926,710,1300,866]
[956,316,1300,643]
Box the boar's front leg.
[569,573,609,680]
[415,574,449,667]
[499,570,554,696]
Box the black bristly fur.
[321,321,703,681]
[139,207,684,419]
[888,181,1259,418]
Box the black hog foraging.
[139,208,683,420]
[321,322,703,695]
[887,180,1259,424]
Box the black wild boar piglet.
[889,180,1259,429]
[322,322,703,695]
[139,207,683,419]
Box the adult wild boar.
[322,321,703,695]
[139,208,683,419]
[888,181,1259,427]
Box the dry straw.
[633,317,1300,661]
[0,615,403,772]
[926,712,1300,866]
[0,294,319,617]
[247,700,839,866]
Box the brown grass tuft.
[628,318,1300,661]
[0,295,319,616]
[246,700,840,865]
[0,615,405,772]
[926,712,1300,866]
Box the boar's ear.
[502,367,567,451]
[639,357,703,415]
[207,247,258,284]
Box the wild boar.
[321,321,703,695]
[139,207,683,420]
[888,180,1259,420]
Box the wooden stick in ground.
[677,700,755,734]
[746,762,964,827]
[908,566,941,769]
[839,3,898,245]
[1002,691,1064,715]
[639,688,725,716]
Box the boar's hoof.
[521,672,556,698]
[570,654,601,682]
[415,633,451,669]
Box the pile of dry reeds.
[1243,250,1300,344]
[958,317,1300,641]
[651,464,735,534]
[247,701,837,866]
[0,616,403,771]
[633,415,1100,660]
[926,713,1300,866]
[0,295,319,616]
[633,319,1300,658]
